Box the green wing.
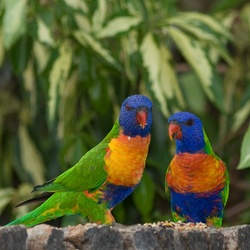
[165,166,171,201]
[34,120,120,193]
[222,165,230,207]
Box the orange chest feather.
[104,133,151,186]
[166,153,227,193]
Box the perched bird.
[165,112,229,228]
[7,94,153,227]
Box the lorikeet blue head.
[119,95,153,137]
[168,112,205,154]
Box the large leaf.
[237,125,250,169]
[140,32,184,116]
[33,41,50,73]
[169,27,224,111]
[231,99,250,132]
[167,16,233,65]
[97,15,142,38]
[48,42,73,129]
[74,30,121,70]
[37,16,55,46]
[179,12,232,40]
[64,0,88,12]
[18,125,45,184]
[3,0,27,49]
[92,0,107,32]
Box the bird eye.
[186,119,194,126]
[125,104,133,111]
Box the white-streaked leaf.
[208,44,233,65]
[48,42,73,128]
[168,17,218,42]
[179,12,233,40]
[169,27,215,100]
[64,0,88,12]
[121,31,139,82]
[92,0,107,32]
[97,16,142,38]
[159,44,185,107]
[3,0,27,49]
[237,125,250,169]
[167,17,233,65]
[18,125,45,184]
[231,99,250,132]
[140,32,184,116]
[33,41,50,73]
[75,14,91,32]
[74,31,120,70]
[37,17,54,46]
[141,33,168,116]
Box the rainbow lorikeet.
[7,94,153,227]
[165,112,229,228]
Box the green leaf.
[0,188,15,215]
[169,27,224,111]
[168,17,219,42]
[75,14,91,32]
[33,41,50,73]
[97,15,142,38]
[3,0,27,49]
[237,125,250,169]
[64,0,88,12]
[167,16,233,65]
[8,35,32,73]
[74,31,121,70]
[92,0,107,32]
[140,32,184,116]
[37,16,54,46]
[132,172,155,222]
[18,125,45,184]
[48,42,73,129]
[179,12,233,40]
[231,99,250,132]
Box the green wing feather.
[165,167,171,201]
[222,166,230,207]
[34,120,120,193]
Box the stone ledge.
[0,223,250,250]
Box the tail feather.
[16,192,53,207]
[32,178,56,192]
[7,191,114,227]
[7,192,81,227]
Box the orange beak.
[136,108,148,129]
[168,123,182,140]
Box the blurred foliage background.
[0,0,250,227]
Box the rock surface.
[0,222,250,250]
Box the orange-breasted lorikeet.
[165,112,229,228]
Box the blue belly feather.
[99,183,135,209]
[170,189,224,223]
